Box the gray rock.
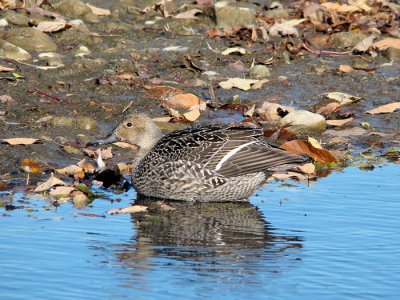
[0,39,32,60]
[54,0,91,17]
[215,2,256,29]
[249,65,270,79]
[38,52,64,67]
[278,110,326,135]
[333,32,368,49]
[5,10,30,26]
[384,47,400,61]
[5,28,57,52]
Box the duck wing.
[154,125,308,178]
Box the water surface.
[1,164,399,299]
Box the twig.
[302,43,352,56]
[27,89,70,103]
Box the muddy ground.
[1,0,399,189]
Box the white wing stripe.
[215,141,256,171]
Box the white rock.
[278,110,326,134]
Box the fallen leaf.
[257,102,294,121]
[50,186,75,196]
[153,116,174,122]
[183,106,201,122]
[219,78,259,91]
[272,171,309,182]
[0,95,16,105]
[269,19,306,37]
[281,139,339,164]
[56,165,84,177]
[113,142,138,150]
[107,205,148,214]
[20,159,42,174]
[0,65,14,72]
[86,3,111,16]
[352,35,376,52]
[338,65,354,73]
[307,137,322,149]
[36,21,69,32]
[251,79,269,90]
[365,102,400,114]
[373,38,400,50]
[174,8,202,19]
[34,174,65,192]
[221,47,248,55]
[99,147,113,160]
[244,104,256,117]
[1,138,41,145]
[113,73,135,80]
[326,117,354,126]
[296,163,316,174]
[163,93,201,110]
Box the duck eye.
[126,122,133,127]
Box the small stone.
[0,39,32,61]
[278,110,326,135]
[249,65,270,79]
[0,18,8,28]
[333,32,368,49]
[5,28,57,52]
[38,52,64,67]
[73,45,91,57]
[54,0,92,18]
[384,47,400,61]
[215,2,256,29]
[5,11,30,26]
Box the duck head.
[87,113,163,153]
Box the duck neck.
[133,127,162,166]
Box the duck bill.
[86,132,118,146]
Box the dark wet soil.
[1,0,399,186]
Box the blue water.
[1,164,399,299]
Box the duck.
[87,113,309,202]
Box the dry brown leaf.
[281,139,339,164]
[1,138,40,145]
[352,35,376,52]
[307,137,322,149]
[56,165,83,176]
[0,65,14,72]
[338,65,354,73]
[257,102,294,121]
[365,102,400,114]
[107,205,148,215]
[113,73,135,80]
[251,79,269,90]
[20,159,42,174]
[100,147,113,160]
[144,85,185,101]
[326,117,354,126]
[86,3,111,16]
[36,21,69,32]
[296,163,316,174]
[34,174,66,192]
[221,47,247,55]
[219,78,259,91]
[153,116,174,122]
[49,186,75,196]
[269,19,306,37]
[163,93,201,110]
[244,104,256,117]
[373,38,400,50]
[183,106,201,122]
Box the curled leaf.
[281,139,339,164]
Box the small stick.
[27,89,70,103]
[302,43,351,56]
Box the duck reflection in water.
[113,195,304,279]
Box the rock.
[333,32,368,49]
[278,110,326,135]
[263,8,289,19]
[0,18,8,28]
[38,52,64,67]
[54,0,92,18]
[384,47,400,61]
[5,10,30,26]
[51,116,99,131]
[5,28,57,52]
[215,2,256,29]
[249,65,270,79]
[72,45,91,57]
[0,39,32,61]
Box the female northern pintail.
[88,113,308,202]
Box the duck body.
[88,114,308,202]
